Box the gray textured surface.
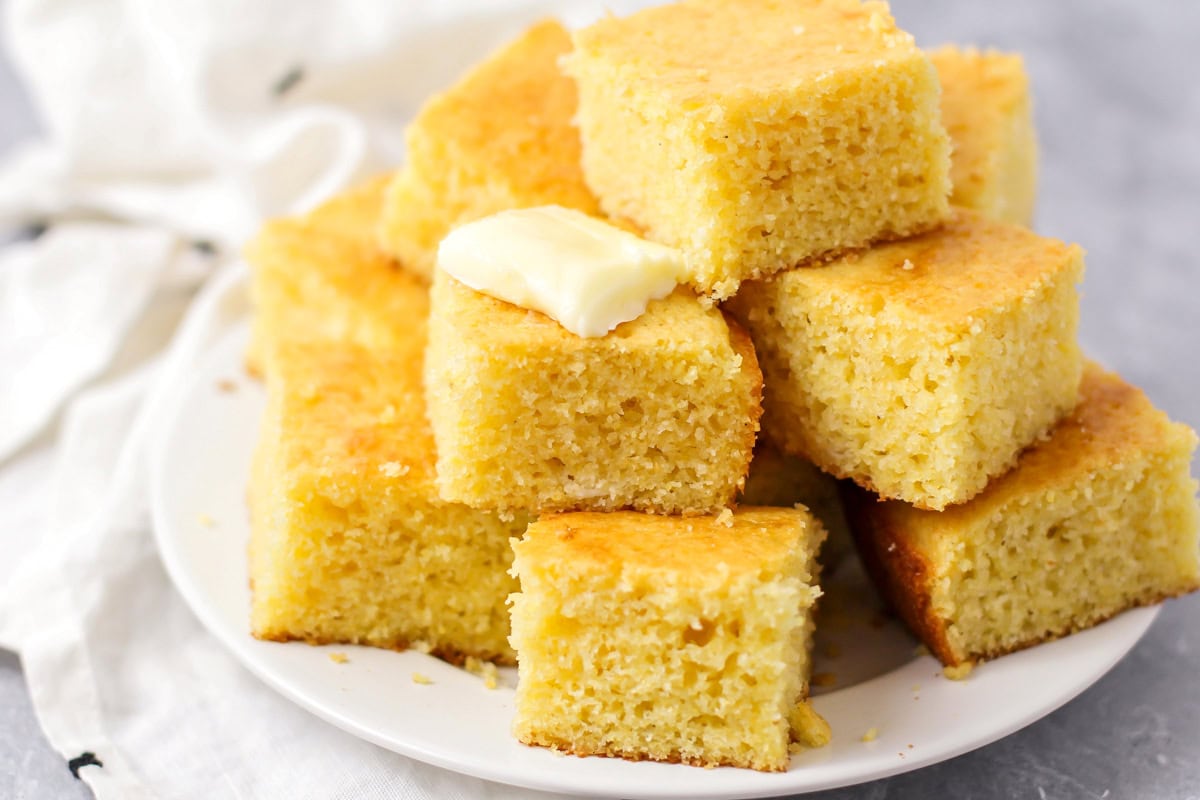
[1,1,1198,798]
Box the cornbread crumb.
[411,673,433,686]
[846,363,1200,666]
[862,727,880,743]
[715,507,734,528]
[464,656,500,690]
[328,652,348,664]
[216,379,237,393]
[728,210,1084,509]
[943,662,975,681]
[510,508,826,772]
[568,0,951,298]
[914,644,931,657]
[901,259,914,271]
[932,46,1037,225]
[789,701,832,749]
[426,274,762,514]
[196,513,215,528]
[377,21,599,281]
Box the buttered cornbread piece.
[727,209,1084,510]
[250,339,528,663]
[568,0,952,299]
[844,364,1200,667]
[741,445,854,571]
[933,46,1038,225]
[245,175,416,374]
[378,20,600,281]
[425,271,762,515]
[510,508,826,771]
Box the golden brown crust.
[249,629,516,668]
[839,481,960,665]
[515,734,787,773]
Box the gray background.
[2,0,1198,798]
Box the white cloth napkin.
[0,1,649,797]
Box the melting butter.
[437,206,686,337]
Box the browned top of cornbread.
[570,0,919,103]
[247,206,427,355]
[775,209,1082,326]
[270,340,437,489]
[302,174,394,249]
[435,271,751,359]
[408,20,598,213]
[931,46,1030,200]
[524,507,821,577]
[885,362,1198,539]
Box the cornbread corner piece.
[245,175,421,375]
[425,271,762,515]
[378,19,600,281]
[510,508,826,771]
[741,445,854,570]
[249,339,528,664]
[568,0,952,299]
[933,45,1038,226]
[843,363,1200,667]
[726,209,1085,510]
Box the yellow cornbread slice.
[425,271,762,515]
[245,176,415,374]
[249,339,528,663]
[510,508,826,771]
[726,209,1084,510]
[378,20,600,282]
[933,46,1038,226]
[741,445,854,571]
[844,363,1200,667]
[567,0,952,299]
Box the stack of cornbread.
[245,0,1200,774]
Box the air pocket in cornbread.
[249,338,528,664]
[425,271,762,515]
[509,508,827,771]
[933,46,1038,226]
[377,20,600,281]
[843,363,1200,667]
[726,209,1084,510]
[245,176,416,375]
[567,0,952,299]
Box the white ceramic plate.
[151,320,1159,799]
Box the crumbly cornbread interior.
[568,0,952,298]
[425,271,762,515]
[727,209,1084,509]
[509,508,825,771]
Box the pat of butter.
[437,206,686,337]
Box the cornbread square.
[246,175,417,374]
[727,210,1084,510]
[425,271,762,515]
[250,338,528,663]
[510,508,826,771]
[741,445,854,570]
[933,46,1038,225]
[378,20,600,281]
[844,364,1200,667]
[568,0,952,299]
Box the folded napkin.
[0,1,647,797]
